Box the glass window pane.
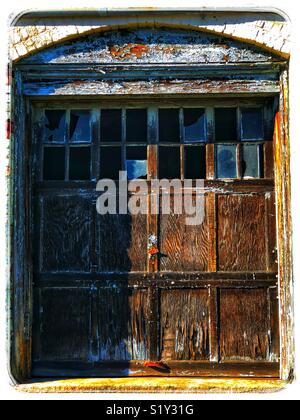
[69,147,91,180]
[242,144,263,178]
[70,110,91,142]
[126,147,147,180]
[101,109,122,142]
[43,147,65,180]
[159,109,180,143]
[185,146,206,179]
[184,108,206,142]
[100,147,122,179]
[215,108,237,142]
[159,147,180,179]
[216,145,237,179]
[44,110,66,143]
[241,108,264,140]
[126,109,148,142]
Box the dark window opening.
[185,146,206,179]
[126,109,148,143]
[69,147,91,180]
[100,146,122,179]
[43,147,65,180]
[159,146,180,179]
[215,108,238,142]
[101,109,122,142]
[159,109,180,143]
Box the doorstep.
[15,378,287,394]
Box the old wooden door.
[31,97,279,378]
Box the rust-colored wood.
[265,191,277,272]
[264,141,274,179]
[219,288,272,362]
[217,194,268,272]
[209,287,219,362]
[159,194,209,272]
[274,70,294,380]
[269,287,280,362]
[160,289,210,361]
[206,143,215,180]
[207,192,217,272]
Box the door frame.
[8,67,293,384]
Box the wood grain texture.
[97,213,147,272]
[33,288,91,362]
[97,288,149,361]
[160,289,210,361]
[266,192,278,272]
[269,287,280,362]
[40,195,92,272]
[220,289,271,362]
[217,194,267,271]
[159,195,209,272]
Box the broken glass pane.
[215,108,237,142]
[70,110,91,142]
[216,144,237,179]
[44,110,66,143]
[242,144,263,178]
[184,108,206,142]
[241,108,264,140]
[126,147,147,180]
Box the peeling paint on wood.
[23,79,280,96]
[21,29,282,65]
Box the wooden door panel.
[39,195,92,273]
[33,288,91,362]
[219,288,278,362]
[97,287,149,361]
[217,194,268,271]
[97,213,148,272]
[160,289,210,361]
[159,195,209,272]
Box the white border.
[0,0,299,401]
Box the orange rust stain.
[109,44,149,60]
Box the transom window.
[40,103,273,182]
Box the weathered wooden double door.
[32,98,280,378]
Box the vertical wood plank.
[207,192,217,272]
[209,287,219,362]
[147,139,159,361]
[274,70,294,380]
[206,143,215,180]
[264,141,274,179]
